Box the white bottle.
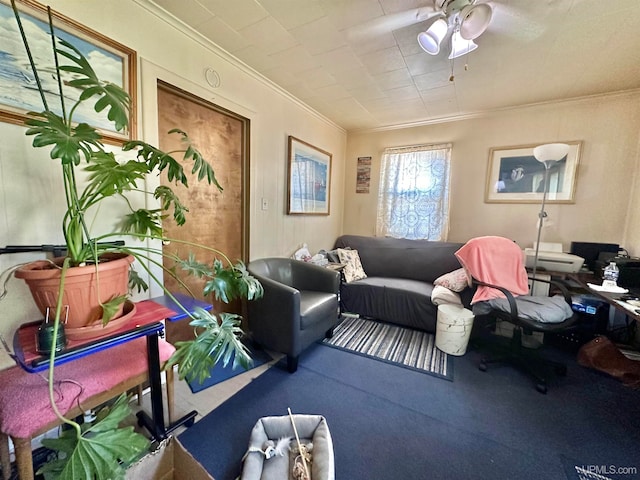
[602,261,619,288]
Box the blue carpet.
[186,344,272,393]
[179,342,640,480]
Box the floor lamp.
[531,143,570,292]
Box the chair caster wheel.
[479,362,487,372]
[555,365,567,376]
[536,383,547,394]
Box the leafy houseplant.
[6,1,263,478]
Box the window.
[376,143,451,240]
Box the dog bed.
[240,414,334,480]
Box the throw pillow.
[434,268,471,292]
[431,285,463,306]
[337,248,367,283]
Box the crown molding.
[352,88,640,134]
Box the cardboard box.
[126,437,214,480]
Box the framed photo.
[0,0,137,143]
[356,156,371,193]
[287,136,332,215]
[485,141,582,204]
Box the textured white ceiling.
[150,0,640,131]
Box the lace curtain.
[376,143,451,241]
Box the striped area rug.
[322,316,452,380]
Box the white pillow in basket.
[337,248,367,283]
[434,268,471,292]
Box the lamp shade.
[448,30,478,59]
[533,143,570,162]
[459,3,493,40]
[417,18,448,55]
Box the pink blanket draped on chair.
[455,236,529,304]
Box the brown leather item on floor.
[577,336,640,388]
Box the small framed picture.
[287,136,332,215]
[485,141,582,203]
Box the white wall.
[0,0,346,369]
[344,92,640,254]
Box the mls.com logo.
[575,464,638,479]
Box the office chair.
[455,236,579,393]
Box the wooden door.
[156,81,249,343]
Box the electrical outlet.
[261,198,268,210]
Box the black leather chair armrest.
[256,275,298,303]
[249,274,300,326]
[528,275,573,304]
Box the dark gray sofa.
[333,235,473,332]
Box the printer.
[524,243,585,273]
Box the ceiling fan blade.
[486,2,546,41]
[346,7,440,41]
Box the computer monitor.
[569,241,620,271]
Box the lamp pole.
[530,143,570,295]
[531,161,551,293]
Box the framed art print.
[485,141,581,203]
[0,0,137,143]
[287,136,332,215]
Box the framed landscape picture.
[287,136,332,215]
[484,141,582,203]
[0,0,137,143]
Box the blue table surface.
[149,292,213,321]
[15,319,165,373]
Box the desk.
[569,276,640,324]
[12,300,197,442]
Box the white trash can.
[435,304,475,356]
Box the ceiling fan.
[416,0,494,59]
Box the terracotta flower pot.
[15,253,134,328]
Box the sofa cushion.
[340,277,439,332]
[337,248,367,283]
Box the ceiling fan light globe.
[459,3,493,40]
[418,32,440,54]
[448,31,478,59]
[417,18,448,55]
[533,143,570,163]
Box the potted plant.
[4,1,263,478]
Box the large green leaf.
[101,295,128,326]
[25,112,101,165]
[84,153,149,198]
[56,39,130,132]
[202,260,264,303]
[154,185,189,226]
[119,209,165,237]
[38,395,149,480]
[165,309,251,383]
[122,141,188,186]
[128,269,149,293]
[179,253,214,279]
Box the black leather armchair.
[247,258,340,372]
